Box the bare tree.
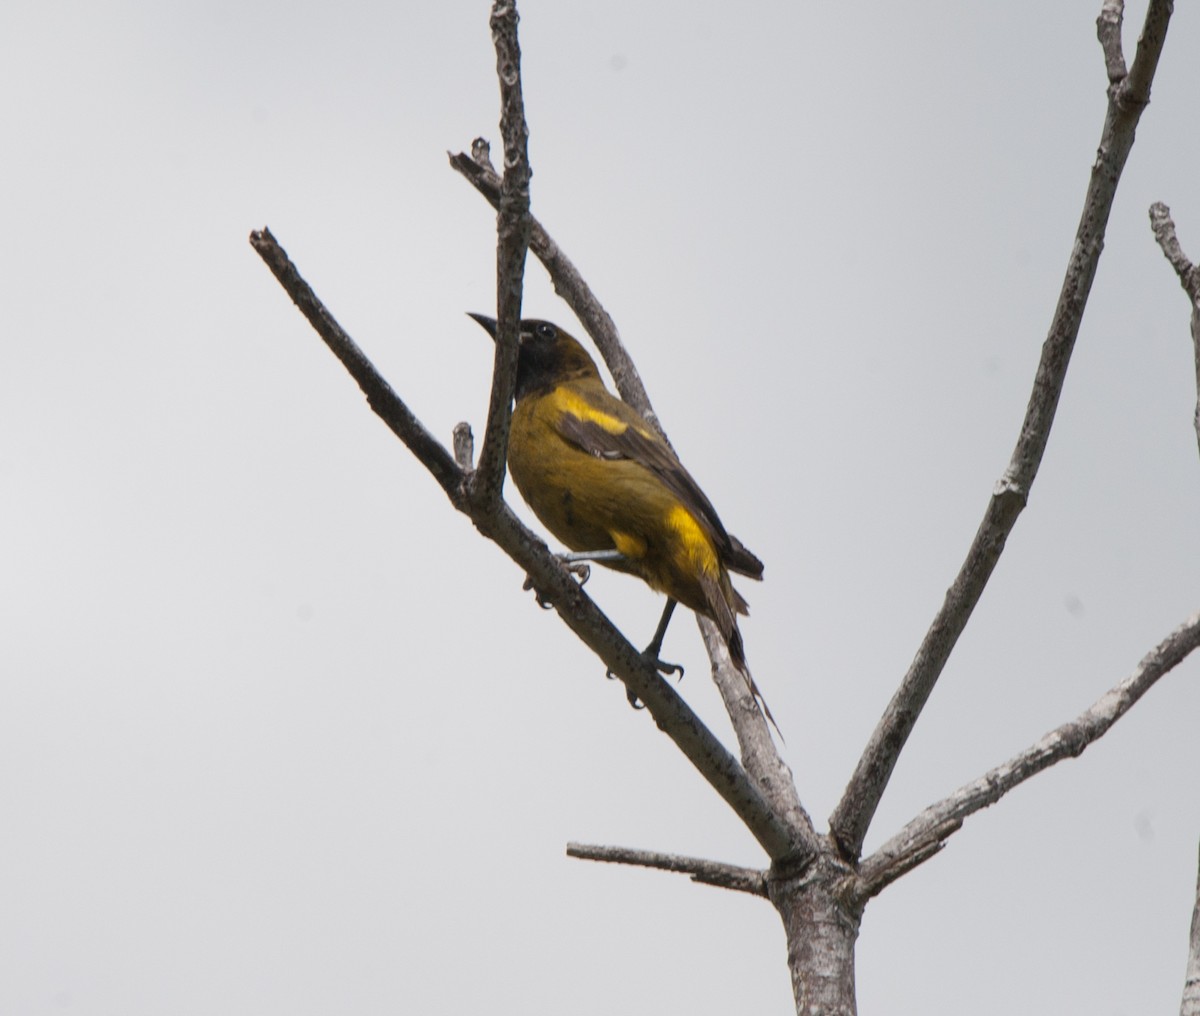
[250,1,1199,1012]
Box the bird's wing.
[551,384,747,567]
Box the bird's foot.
[521,575,554,609]
[641,651,684,680]
[522,556,594,609]
[557,558,592,585]
[606,651,685,710]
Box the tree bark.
[770,854,863,1016]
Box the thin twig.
[1182,840,1200,1016]
[248,228,464,500]
[699,618,819,856]
[1150,204,1200,288]
[858,609,1200,896]
[1149,202,1200,460]
[1122,0,1172,108]
[1097,0,1126,81]
[566,842,768,897]
[829,0,1175,862]
[472,2,532,508]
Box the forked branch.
[857,609,1200,897]
[830,0,1174,861]
[566,842,768,898]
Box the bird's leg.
[555,548,631,590]
[608,598,684,711]
[641,598,683,685]
[559,549,627,566]
[522,549,621,607]
[644,597,678,666]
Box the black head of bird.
[466,313,600,401]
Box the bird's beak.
[467,312,498,339]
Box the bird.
[468,313,776,732]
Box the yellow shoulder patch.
[666,504,719,576]
[550,387,627,435]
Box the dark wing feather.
[725,533,765,580]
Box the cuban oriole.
[469,313,774,729]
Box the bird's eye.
[535,323,556,339]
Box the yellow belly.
[507,389,724,618]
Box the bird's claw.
[605,668,647,710]
[522,575,555,609]
[654,657,684,680]
[522,556,590,609]
[560,559,591,585]
[606,652,685,711]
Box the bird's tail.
[710,579,783,742]
[728,628,783,742]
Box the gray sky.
[3,1,1200,1013]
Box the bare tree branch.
[1182,840,1200,1016]
[566,842,768,898]
[471,1,532,509]
[1149,202,1200,460]
[829,0,1175,862]
[1123,0,1172,107]
[849,820,959,903]
[1150,204,1200,291]
[699,618,818,854]
[857,609,1200,896]
[1097,0,1126,81]
[248,228,465,500]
